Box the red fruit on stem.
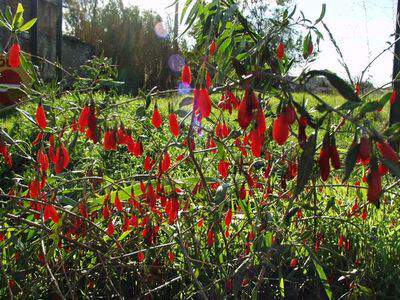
[198,88,212,118]
[152,107,162,128]
[255,108,266,135]
[167,251,174,263]
[137,252,145,262]
[290,258,298,268]
[277,42,284,61]
[390,89,397,105]
[35,103,47,130]
[358,137,371,161]
[44,205,59,224]
[207,230,214,246]
[238,87,258,130]
[377,142,399,164]
[107,221,115,236]
[161,151,171,173]
[318,144,330,181]
[209,40,216,56]
[169,113,179,137]
[9,43,21,68]
[283,105,296,125]
[329,143,341,170]
[78,106,90,132]
[181,65,191,85]
[218,159,229,179]
[272,114,289,145]
[250,129,263,158]
[367,162,382,206]
[144,155,153,171]
[102,205,110,220]
[226,90,239,108]
[103,130,117,151]
[114,193,122,211]
[355,83,361,95]
[206,72,212,90]
[54,143,70,174]
[37,149,49,174]
[225,209,232,227]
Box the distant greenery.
[64,0,178,93]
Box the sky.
[125,0,397,86]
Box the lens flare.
[168,54,185,73]
[178,82,191,95]
[154,22,168,38]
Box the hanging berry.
[206,72,212,90]
[277,42,285,61]
[198,88,212,118]
[181,65,191,85]
[44,205,59,224]
[238,86,258,130]
[152,105,162,128]
[218,159,229,179]
[9,43,21,68]
[318,140,330,181]
[367,159,382,206]
[114,192,123,212]
[209,40,216,56]
[169,113,179,137]
[35,102,47,130]
[390,89,397,105]
[272,113,289,145]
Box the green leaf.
[119,230,132,241]
[175,109,189,118]
[343,142,359,181]
[135,105,146,118]
[359,101,382,115]
[98,79,124,88]
[306,70,361,103]
[294,134,317,196]
[313,259,333,300]
[179,96,192,108]
[0,18,11,30]
[303,33,312,59]
[18,18,37,32]
[338,100,362,111]
[315,3,326,24]
[279,277,285,298]
[384,123,400,137]
[381,158,400,178]
[12,3,24,31]
[145,95,151,109]
[15,107,35,124]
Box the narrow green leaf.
[306,70,361,103]
[18,18,37,32]
[381,158,400,178]
[344,142,359,181]
[315,3,326,24]
[295,134,317,196]
[12,3,24,30]
[279,277,285,298]
[145,95,151,109]
[313,259,333,300]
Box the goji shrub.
[1,2,400,299]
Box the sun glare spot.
[154,22,168,38]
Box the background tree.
[64,0,177,93]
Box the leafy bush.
[1,2,400,299]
